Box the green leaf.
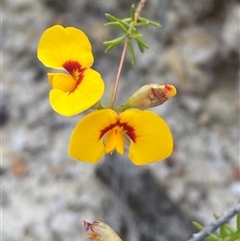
[105,14,129,28]
[103,36,126,46]
[106,22,129,34]
[105,44,118,53]
[135,21,149,27]
[213,213,220,220]
[224,223,236,233]
[131,4,135,21]
[220,224,229,238]
[135,38,149,49]
[237,209,240,231]
[228,231,240,241]
[105,13,121,22]
[117,22,128,33]
[205,235,220,241]
[192,221,204,231]
[139,17,162,27]
[105,22,118,27]
[136,18,150,27]
[136,39,145,53]
[130,33,143,39]
[104,22,121,27]
[129,27,137,35]
[117,19,129,28]
[122,17,132,23]
[105,21,130,29]
[105,22,129,33]
[192,222,219,241]
[128,41,136,67]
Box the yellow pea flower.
[37,25,104,116]
[69,109,173,165]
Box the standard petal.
[37,25,93,69]
[120,109,173,165]
[69,109,118,163]
[49,68,104,116]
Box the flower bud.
[84,220,123,241]
[120,84,177,110]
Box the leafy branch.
[104,3,161,67]
[189,203,240,241]
[106,0,162,108]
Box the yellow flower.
[37,25,104,116]
[69,109,173,165]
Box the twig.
[110,39,128,109]
[188,203,240,241]
[110,0,148,109]
[129,0,148,31]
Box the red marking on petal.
[164,85,172,92]
[99,119,136,142]
[63,60,82,75]
[62,60,85,93]
[99,122,116,139]
[120,122,136,142]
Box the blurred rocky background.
[2,0,239,240]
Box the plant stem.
[110,39,129,109]
[188,203,240,241]
[130,0,148,30]
[109,0,148,109]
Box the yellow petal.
[104,127,124,155]
[69,109,118,163]
[161,84,177,98]
[37,25,93,69]
[105,129,117,154]
[48,73,76,92]
[49,68,104,116]
[116,128,124,155]
[120,109,173,165]
[48,73,55,86]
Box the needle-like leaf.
[139,17,162,27]
[128,41,136,67]
[131,4,135,21]
[103,36,126,46]
[136,38,149,49]
[105,44,118,53]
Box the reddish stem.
[110,38,129,109]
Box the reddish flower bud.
[119,84,177,111]
[83,220,123,241]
